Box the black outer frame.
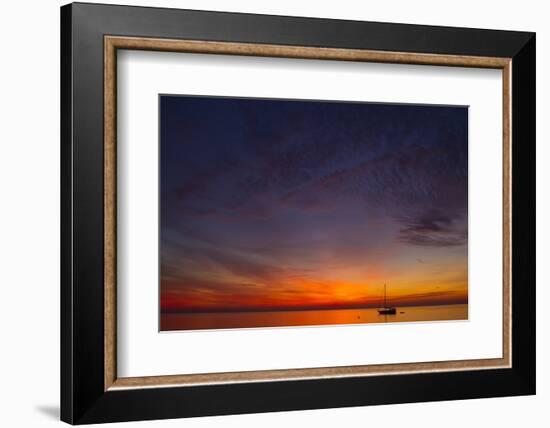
[60,2,535,424]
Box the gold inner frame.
[104,35,512,391]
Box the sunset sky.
[160,95,468,313]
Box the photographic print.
[160,95,468,331]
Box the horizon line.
[161,300,468,315]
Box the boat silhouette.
[377,283,397,315]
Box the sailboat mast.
[384,283,386,307]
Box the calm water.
[161,304,468,331]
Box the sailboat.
[377,283,397,315]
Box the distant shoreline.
[161,302,468,315]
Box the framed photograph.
[61,2,535,424]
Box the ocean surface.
[160,304,468,331]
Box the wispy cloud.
[397,211,467,247]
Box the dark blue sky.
[160,95,468,312]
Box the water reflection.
[161,304,467,331]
